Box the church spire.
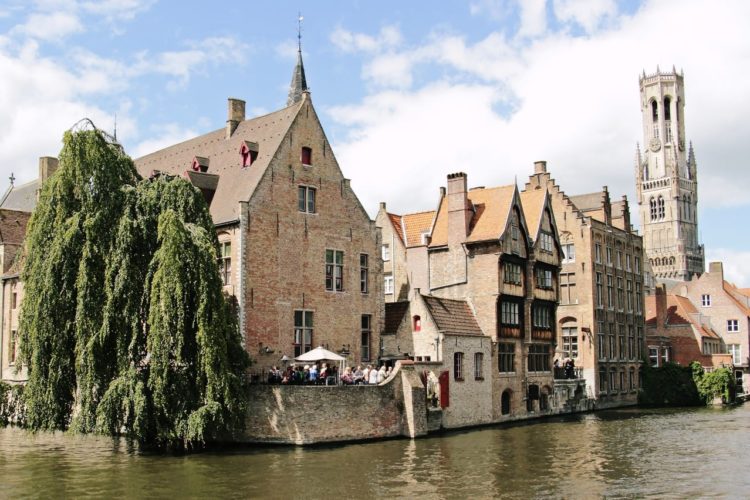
[286,14,308,107]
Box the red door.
[439,370,450,408]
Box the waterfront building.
[662,262,750,393]
[644,284,732,372]
[635,67,705,283]
[524,161,646,407]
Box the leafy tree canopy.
[18,123,249,448]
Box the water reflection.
[1,405,749,498]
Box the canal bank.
[1,404,748,498]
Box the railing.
[554,367,583,380]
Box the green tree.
[18,123,249,448]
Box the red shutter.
[439,370,450,408]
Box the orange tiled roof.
[645,294,721,339]
[402,210,435,247]
[429,185,515,247]
[519,188,546,240]
[134,98,305,225]
[723,281,750,317]
[387,213,405,245]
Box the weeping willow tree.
[18,122,249,447]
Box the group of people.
[554,357,577,379]
[266,363,393,386]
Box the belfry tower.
[635,67,704,282]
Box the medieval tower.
[635,67,704,282]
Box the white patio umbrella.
[295,346,346,384]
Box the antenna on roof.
[297,12,303,52]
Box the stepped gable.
[422,295,483,336]
[134,99,305,225]
[384,301,410,334]
[429,185,515,247]
[0,180,39,212]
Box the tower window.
[663,96,671,121]
[649,197,657,221]
[651,100,658,122]
[657,196,665,219]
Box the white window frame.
[727,319,739,332]
[382,244,390,262]
[701,294,711,307]
[729,344,741,365]
[384,275,394,295]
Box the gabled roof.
[519,188,546,240]
[723,281,750,317]
[387,210,436,248]
[645,294,721,339]
[0,180,38,212]
[422,295,483,336]
[384,301,410,334]
[387,213,405,245]
[134,99,305,225]
[429,185,515,247]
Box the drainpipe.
[0,276,4,381]
[238,201,249,344]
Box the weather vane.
[9,172,15,187]
[298,12,303,51]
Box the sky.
[1,0,749,283]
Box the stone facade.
[525,161,645,407]
[669,262,750,392]
[635,68,704,282]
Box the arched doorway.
[501,389,512,415]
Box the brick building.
[525,161,645,407]
[133,51,383,371]
[380,172,566,422]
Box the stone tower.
[635,67,704,282]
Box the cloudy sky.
[1,0,748,282]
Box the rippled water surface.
[1,404,749,499]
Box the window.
[610,370,617,392]
[298,186,316,213]
[294,310,313,357]
[619,371,626,393]
[528,344,550,372]
[628,326,635,360]
[11,290,17,310]
[240,141,258,167]
[501,390,512,415]
[562,243,575,263]
[635,282,643,314]
[608,331,616,360]
[626,280,633,311]
[629,368,635,390]
[540,232,554,253]
[536,267,553,289]
[729,344,741,365]
[617,277,624,310]
[607,275,614,309]
[635,256,641,274]
[533,303,552,329]
[595,243,602,263]
[560,273,576,305]
[384,275,394,295]
[599,367,607,393]
[9,329,17,365]
[619,335,626,360]
[637,326,644,358]
[501,301,520,326]
[562,327,578,358]
[606,247,613,266]
[360,254,369,293]
[454,352,464,381]
[648,347,659,367]
[498,343,515,373]
[701,294,711,307]
[218,241,231,285]
[596,273,603,308]
[616,251,622,269]
[598,334,606,360]
[382,244,390,262]
[661,346,670,365]
[301,146,312,166]
[474,352,484,380]
[504,262,522,285]
[325,250,344,291]
[626,254,632,272]
[728,319,739,332]
[361,315,371,361]
[657,196,665,219]
[413,315,421,332]
[650,197,657,221]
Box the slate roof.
[0,180,39,212]
[422,295,483,336]
[134,99,305,225]
[519,188,547,240]
[384,301,410,334]
[429,185,515,247]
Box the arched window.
[657,196,665,219]
[663,96,671,121]
[669,257,675,266]
[501,389,512,415]
[413,315,421,332]
[649,197,657,221]
[643,163,649,181]
[651,100,658,122]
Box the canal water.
[1,404,748,499]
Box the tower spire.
[287,13,308,107]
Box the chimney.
[226,98,246,139]
[708,262,723,277]
[39,156,59,183]
[533,160,547,174]
[379,202,386,211]
[447,172,470,246]
[655,284,668,328]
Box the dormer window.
[301,147,312,166]
[192,156,209,172]
[240,141,259,168]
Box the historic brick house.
[379,172,564,424]
[0,52,383,381]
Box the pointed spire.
[287,14,308,106]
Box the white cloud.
[12,11,84,41]
[331,25,403,53]
[552,0,618,33]
[705,249,750,286]
[80,0,155,22]
[518,0,547,38]
[328,0,750,223]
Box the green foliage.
[691,362,736,404]
[17,124,249,448]
[639,362,703,407]
[0,382,26,426]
